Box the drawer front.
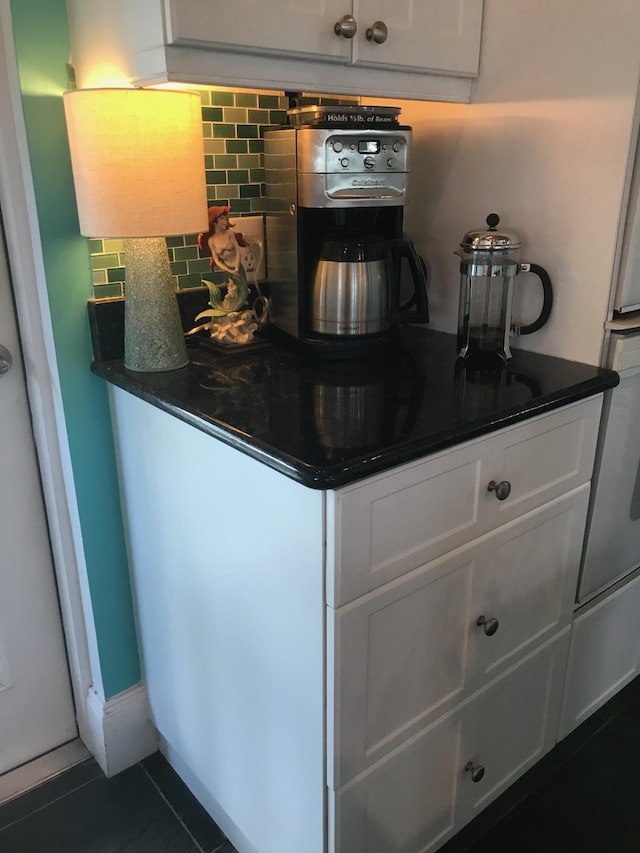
[327,487,588,787]
[330,633,569,853]
[327,396,602,606]
[559,571,640,739]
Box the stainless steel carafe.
[456,214,553,361]
[310,235,428,336]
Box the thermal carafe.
[456,214,553,361]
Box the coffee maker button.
[363,155,375,169]
[393,140,403,152]
[387,158,395,168]
[340,157,350,168]
[333,140,344,153]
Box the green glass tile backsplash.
[89,87,358,298]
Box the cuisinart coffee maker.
[264,105,429,356]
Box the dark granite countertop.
[91,323,619,489]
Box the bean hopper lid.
[460,214,521,252]
[287,104,401,128]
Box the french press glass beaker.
[456,214,553,361]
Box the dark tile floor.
[0,751,236,853]
[1,675,639,852]
[442,674,640,853]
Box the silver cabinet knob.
[487,479,511,501]
[465,761,485,783]
[477,615,499,636]
[366,21,388,43]
[0,345,12,375]
[334,14,357,38]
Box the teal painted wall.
[9,0,141,698]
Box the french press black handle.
[517,263,553,335]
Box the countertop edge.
[92,359,618,490]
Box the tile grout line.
[0,773,101,834]
[139,762,229,853]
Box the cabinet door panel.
[328,549,475,786]
[165,0,351,61]
[559,572,640,739]
[459,632,569,823]
[329,397,601,606]
[329,446,483,606]
[468,486,589,686]
[493,397,601,526]
[332,715,462,853]
[353,0,483,75]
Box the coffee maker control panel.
[326,134,408,173]
[295,127,412,208]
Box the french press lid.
[460,213,521,253]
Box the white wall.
[369,0,640,365]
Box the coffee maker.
[264,106,429,356]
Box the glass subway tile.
[107,267,126,283]
[226,139,248,153]
[258,94,281,108]
[174,246,199,261]
[239,184,261,198]
[214,154,238,169]
[212,123,236,138]
[204,139,227,154]
[177,273,204,289]
[235,92,257,107]
[91,253,120,270]
[237,124,259,139]
[222,107,248,123]
[211,90,234,106]
[237,154,261,169]
[248,109,269,124]
[227,169,249,184]
[206,170,227,184]
[202,107,224,121]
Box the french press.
[456,214,553,361]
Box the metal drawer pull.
[476,615,499,636]
[366,21,388,44]
[334,14,357,38]
[487,479,511,501]
[465,761,485,783]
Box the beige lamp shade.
[63,87,208,237]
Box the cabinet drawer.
[327,486,589,787]
[559,571,640,739]
[327,397,602,606]
[330,632,569,853]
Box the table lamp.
[63,87,208,372]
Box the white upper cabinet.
[165,0,484,76]
[165,0,354,62]
[66,0,484,102]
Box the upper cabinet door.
[353,0,484,75]
[165,0,353,62]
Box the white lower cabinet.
[331,632,570,853]
[108,388,603,853]
[559,570,640,738]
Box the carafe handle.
[386,238,430,324]
[515,263,553,335]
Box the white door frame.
[0,0,102,754]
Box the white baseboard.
[83,683,158,777]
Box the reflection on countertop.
[91,326,618,489]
